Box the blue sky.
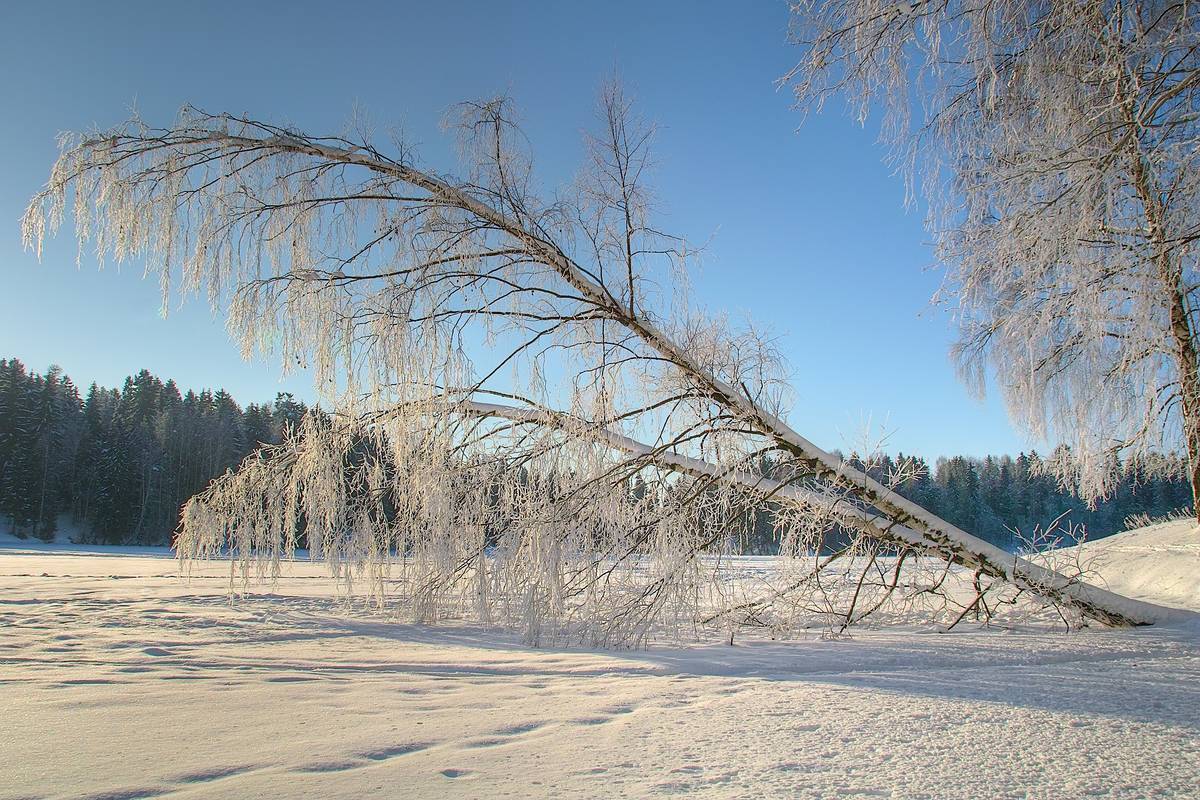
[0,0,1035,459]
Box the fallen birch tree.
[23,90,1166,643]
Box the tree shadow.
[14,581,1200,732]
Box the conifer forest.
[1,357,1186,548]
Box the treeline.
[735,453,1190,554]
[0,358,307,544]
[1,358,1191,549]
[886,452,1189,549]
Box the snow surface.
[1,524,1198,799]
[1075,520,1200,612]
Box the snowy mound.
[1078,519,1200,612]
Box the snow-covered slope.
[1,524,1197,799]
[1077,519,1200,612]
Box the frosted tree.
[23,87,1161,644]
[787,0,1200,519]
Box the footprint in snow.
[357,743,431,761]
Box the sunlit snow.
[2,523,1197,799]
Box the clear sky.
[0,0,1037,460]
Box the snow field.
[1,524,1197,798]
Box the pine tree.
[0,360,36,534]
[272,393,307,439]
[30,366,72,539]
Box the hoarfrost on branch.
[23,88,1163,644]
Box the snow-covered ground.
[1074,519,1200,612]
[1,524,1197,799]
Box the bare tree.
[23,90,1161,644]
[787,0,1200,519]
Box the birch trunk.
[1119,70,1200,525]
[462,401,1168,626]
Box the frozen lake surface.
[1,523,1198,799]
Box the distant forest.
[0,358,307,545]
[0,357,1190,548]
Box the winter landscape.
[1,522,1197,799]
[3,1,1200,798]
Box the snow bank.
[1076,519,1200,613]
